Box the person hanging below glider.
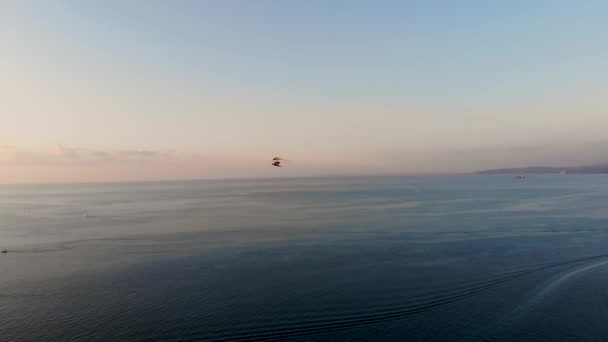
[272,161,282,167]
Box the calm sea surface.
[1,175,608,341]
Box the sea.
[1,175,608,341]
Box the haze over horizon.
[2,1,607,183]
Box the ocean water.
[1,175,608,341]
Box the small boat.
[515,174,526,178]
[1,249,7,254]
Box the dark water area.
[1,175,608,341]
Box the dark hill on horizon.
[477,163,608,174]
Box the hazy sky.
[1,0,607,183]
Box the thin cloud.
[118,150,158,157]
[0,145,210,166]
[92,151,110,158]
[52,145,81,159]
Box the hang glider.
[271,156,289,167]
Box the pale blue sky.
[1,0,607,182]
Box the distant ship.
[515,174,526,178]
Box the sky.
[1,0,607,183]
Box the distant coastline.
[477,163,608,175]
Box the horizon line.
[0,171,471,187]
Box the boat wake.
[482,258,608,337]
[195,254,608,341]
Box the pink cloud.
[1,145,213,166]
[51,145,80,159]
